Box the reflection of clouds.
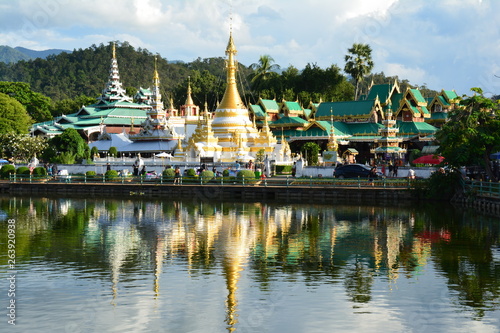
[5,196,500,332]
[58,198,71,215]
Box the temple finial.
[153,56,159,82]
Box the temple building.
[185,32,285,163]
[248,78,447,164]
[30,31,461,165]
[427,89,459,128]
[31,43,150,141]
[89,57,182,155]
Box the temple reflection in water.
[1,196,499,332]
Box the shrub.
[56,152,76,164]
[163,168,175,179]
[16,166,30,175]
[237,169,257,183]
[90,146,99,158]
[186,168,197,177]
[222,169,230,177]
[32,166,47,176]
[86,170,96,177]
[105,169,119,180]
[108,146,118,157]
[275,165,293,174]
[0,164,15,179]
[424,169,463,200]
[200,170,214,183]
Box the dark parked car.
[333,164,384,179]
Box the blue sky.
[1,0,500,96]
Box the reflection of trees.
[431,212,500,318]
[344,258,373,303]
[1,196,499,318]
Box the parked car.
[333,164,384,179]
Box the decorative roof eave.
[316,114,372,121]
[442,89,459,103]
[406,88,427,106]
[270,123,306,128]
[303,120,329,132]
[398,101,421,117]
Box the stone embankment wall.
[1,182,417,204]
[452,194,500,216]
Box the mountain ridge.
[0,46,70,63]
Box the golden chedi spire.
[185,76,194,106]
[218,32,245,110]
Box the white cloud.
[1,0,500,95]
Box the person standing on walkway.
[52,163,58,179]
[174,166,181,184]
[369,167,377,186]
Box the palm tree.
[344,43,374,100]
[249,55,280,95]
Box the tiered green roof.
[365,82,399,102]
[443,90,458,101]
[259,98,280,112]
[345,122,384,136]
[397,120,437,138]
[408,89,427,104]
[390,93,403,111]
[316,100,379,120]
[271,116,308,127]
[249,104,266,118]
[280,101,303,116]
[312,121,350,136]
[437,95,450,106]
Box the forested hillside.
[0,42,253,112]
[0,46,32,63]
[0,41,437,121]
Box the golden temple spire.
[204,101,209,123]
[185,76,194,105]
[218,32,245,110]
[153,56,159,83]
[112,42,116,59]
[177,138,183,152]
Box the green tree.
[249,55,280,96]
[302,142,321,166]
[108,146,118,157]
[51,95,96,117]
[49,128,87,163]
[0,93,33,134]
[0,82,52,121]
[0,133,47,162]
[436,88,500,181]
[344,43,374,100]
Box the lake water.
[1,195,499,332]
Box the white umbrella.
[155,152,172,158]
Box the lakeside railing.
[8,174,419,189]
[463,179,500,199]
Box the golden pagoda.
[180,77,199,118]
[209,32,279,162]
[185,102,222,159]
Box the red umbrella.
[412,155,445,165]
